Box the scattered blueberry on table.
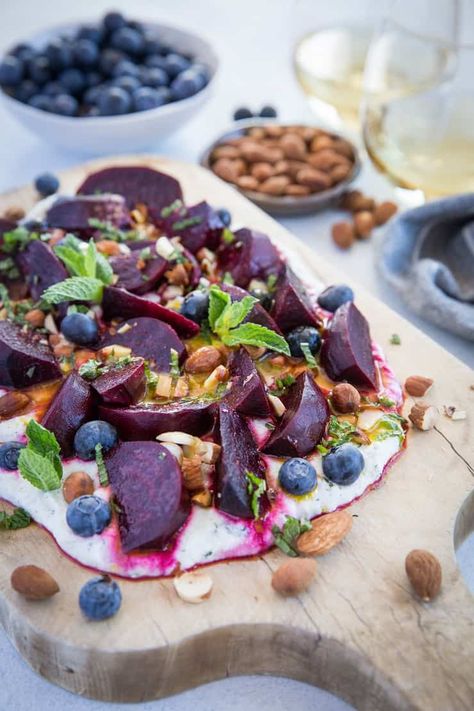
[74,420,118,460]
[233,105,278,121]
[0,11,210,117]
[0,442,25,471]
[278,457,317,496]
[79,575,122,620]
[34,172,60,197]
[317,284,354,313]
[66,495,112,537]
[322,444,365,486]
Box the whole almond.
[405,375,433,397]
[331,138,355,159]
[354,210,375,239]
[331,383,361,413]
[308,149,349,172]
[264,124,285,138]
[273,159,291,176]
[185,346,222,374]
[279,133,307,160]
[251,162,274,181]
[212,158,239,182]
[24,309,46,328]
[271,558,317,596]
[237,175,260,191]
[296,168,331,191]
[332,221,355,250]
[259,175,290,196]
[3,205,25,221]
[405,549,442,601]
[310,134,334,152]
[63,471,95,503]
[285,184,311,197]
[11,565,60,600]
[331,163,352,184]
[374,201,398,225]
[342,191,375,213]
[0,391,31,418]
[296,510,353,556]
[212,145,242,160]
[248,126,266,139]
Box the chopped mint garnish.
[378,394,396,408]
[319,415,357,453]
[95,443,109,486]
[266,274,278,291]
[222,271,234,284]
[264,422,276,430]
[246,470,267,519]
[88,218,139,243]
[78,359,103,380]
[0,507,31,530]
[0,256,20,279]
[169,349,180,378]
[0,285,38,328]
[390,333,401,345]
[1,226,39,254]
[300,343,317,368]
[144,361,158,388]
[271,374,296,397]
[374,413,406,444]
[222,228,235,244]
[172,216,203,231]
[207,285,290,355]
[160,199,185,218]
[55,238,113,285]
[272,516,312,557]
[139,246,152,261]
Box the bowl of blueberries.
[0,11,218,154]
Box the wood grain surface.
[0,156,473,710]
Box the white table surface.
[0,1,472,710]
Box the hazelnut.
[185,346,223,374]
[374,201,398,225]
[331,222,355,250]
[271,558,317,596]
[63,471,95,503]
[24,309,46,328]
[331,383,361,413]
[354,211,375,239]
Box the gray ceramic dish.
[200,119,361,216]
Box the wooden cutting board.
[0,156,473,711]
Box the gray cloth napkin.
[378,193,474,341]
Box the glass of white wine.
[361,0,474,198]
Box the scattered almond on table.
[331,190,398,250]
[271,558,317,596]
[11,565,60,600]
[405,549,442,602]
[173,571,214,603]
[404,375,433,398]
[408,402,438,431]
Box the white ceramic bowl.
[0,21,218,155]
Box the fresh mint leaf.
[55,238,113,285]
[246,470,267,519]
[95,252,114,285]
[95,443,109,486]
[18,448,61,491]
[222,322,290,355]
[214,295,257,334]
[84,239,97,278]
[43,276,104,304]
[390,333,401,345]
[272,516,312,557]
[54,245,88,277]
[0,507,31,530]
[25,419,60,457]
[208,285,231,329]
[301,343,317,368]
[1,227,39,254]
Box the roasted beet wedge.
[224,348,270,418]
[46,194,130,235]
[41,371,93,456]
[0,321,61,388]
[101,317,185,371]
[77,166,183,220]
[106,441,190,552]
[262,371,329,457]
[218,228,284,287]
[17,240,68,301]
[99,400,215,440]
[320,301,377,390]
[110,253,167,295]
[215,403,267,519]
[102,286,199,338]
[91,359,146,406]
[221,284,282,334]
[271,267,320,333]
[159,201,224,253]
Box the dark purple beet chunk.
[92,359,146,406]
[217,228,284,287]
[102,286,199,338]
[16,240,68,301]
[320,302,377,390]
[98,400,215,440]
[224,348,270,418]
[76,166,183,221]
[271,267,320,333]
[0,321,61,388]
[159,201,224,253]
[215,403,267,519]
[261,371,329,457]
[106,441,190,552]
[101,317,185,371]
[181,247,201,287]
[221,283,282,334]
[110,253,167,295]
[46,194,130,235]
[41,371,93,456]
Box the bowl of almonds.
[201,120,360,215]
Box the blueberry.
[322,444,364,486]
[143,31,164,56]
[259,105,277,118]
[74,420,118,461]
[170,70,201,101]
[233,107,253,121]
[141,66,168,88]
[113,75,140,93]
[77,25,105,45]
[144,54,168,72]
[79,575,122,621]
[317,284,354,313]
[11,43,34,62]
[66,495,112,537]
[180,290,209,324]
[43,81,63,97]
[249,287,273,312]
[110,27,143,56]
[111,59,140,78]
[60,312,98,346]
[34,172,60,197]
[103,11,127,33]
[83,83,103,105]
[0,442,25,470]
[287,326,321,359]
[58,68,86,95]
[45,39,73,71]
[27,56,52,85]
[164,53,190,79]
[14,79,37,102]
[132,86,168,111]
[73,39,99,68]
[279,457,317,496]
[188,63,209,90]
[99,49,125,76]
[97,86,131,115]
[0,55,24,86]
[84,70,102,88]
[50,93,78,116]
[216,207,231,227]
[28,94,53,111]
